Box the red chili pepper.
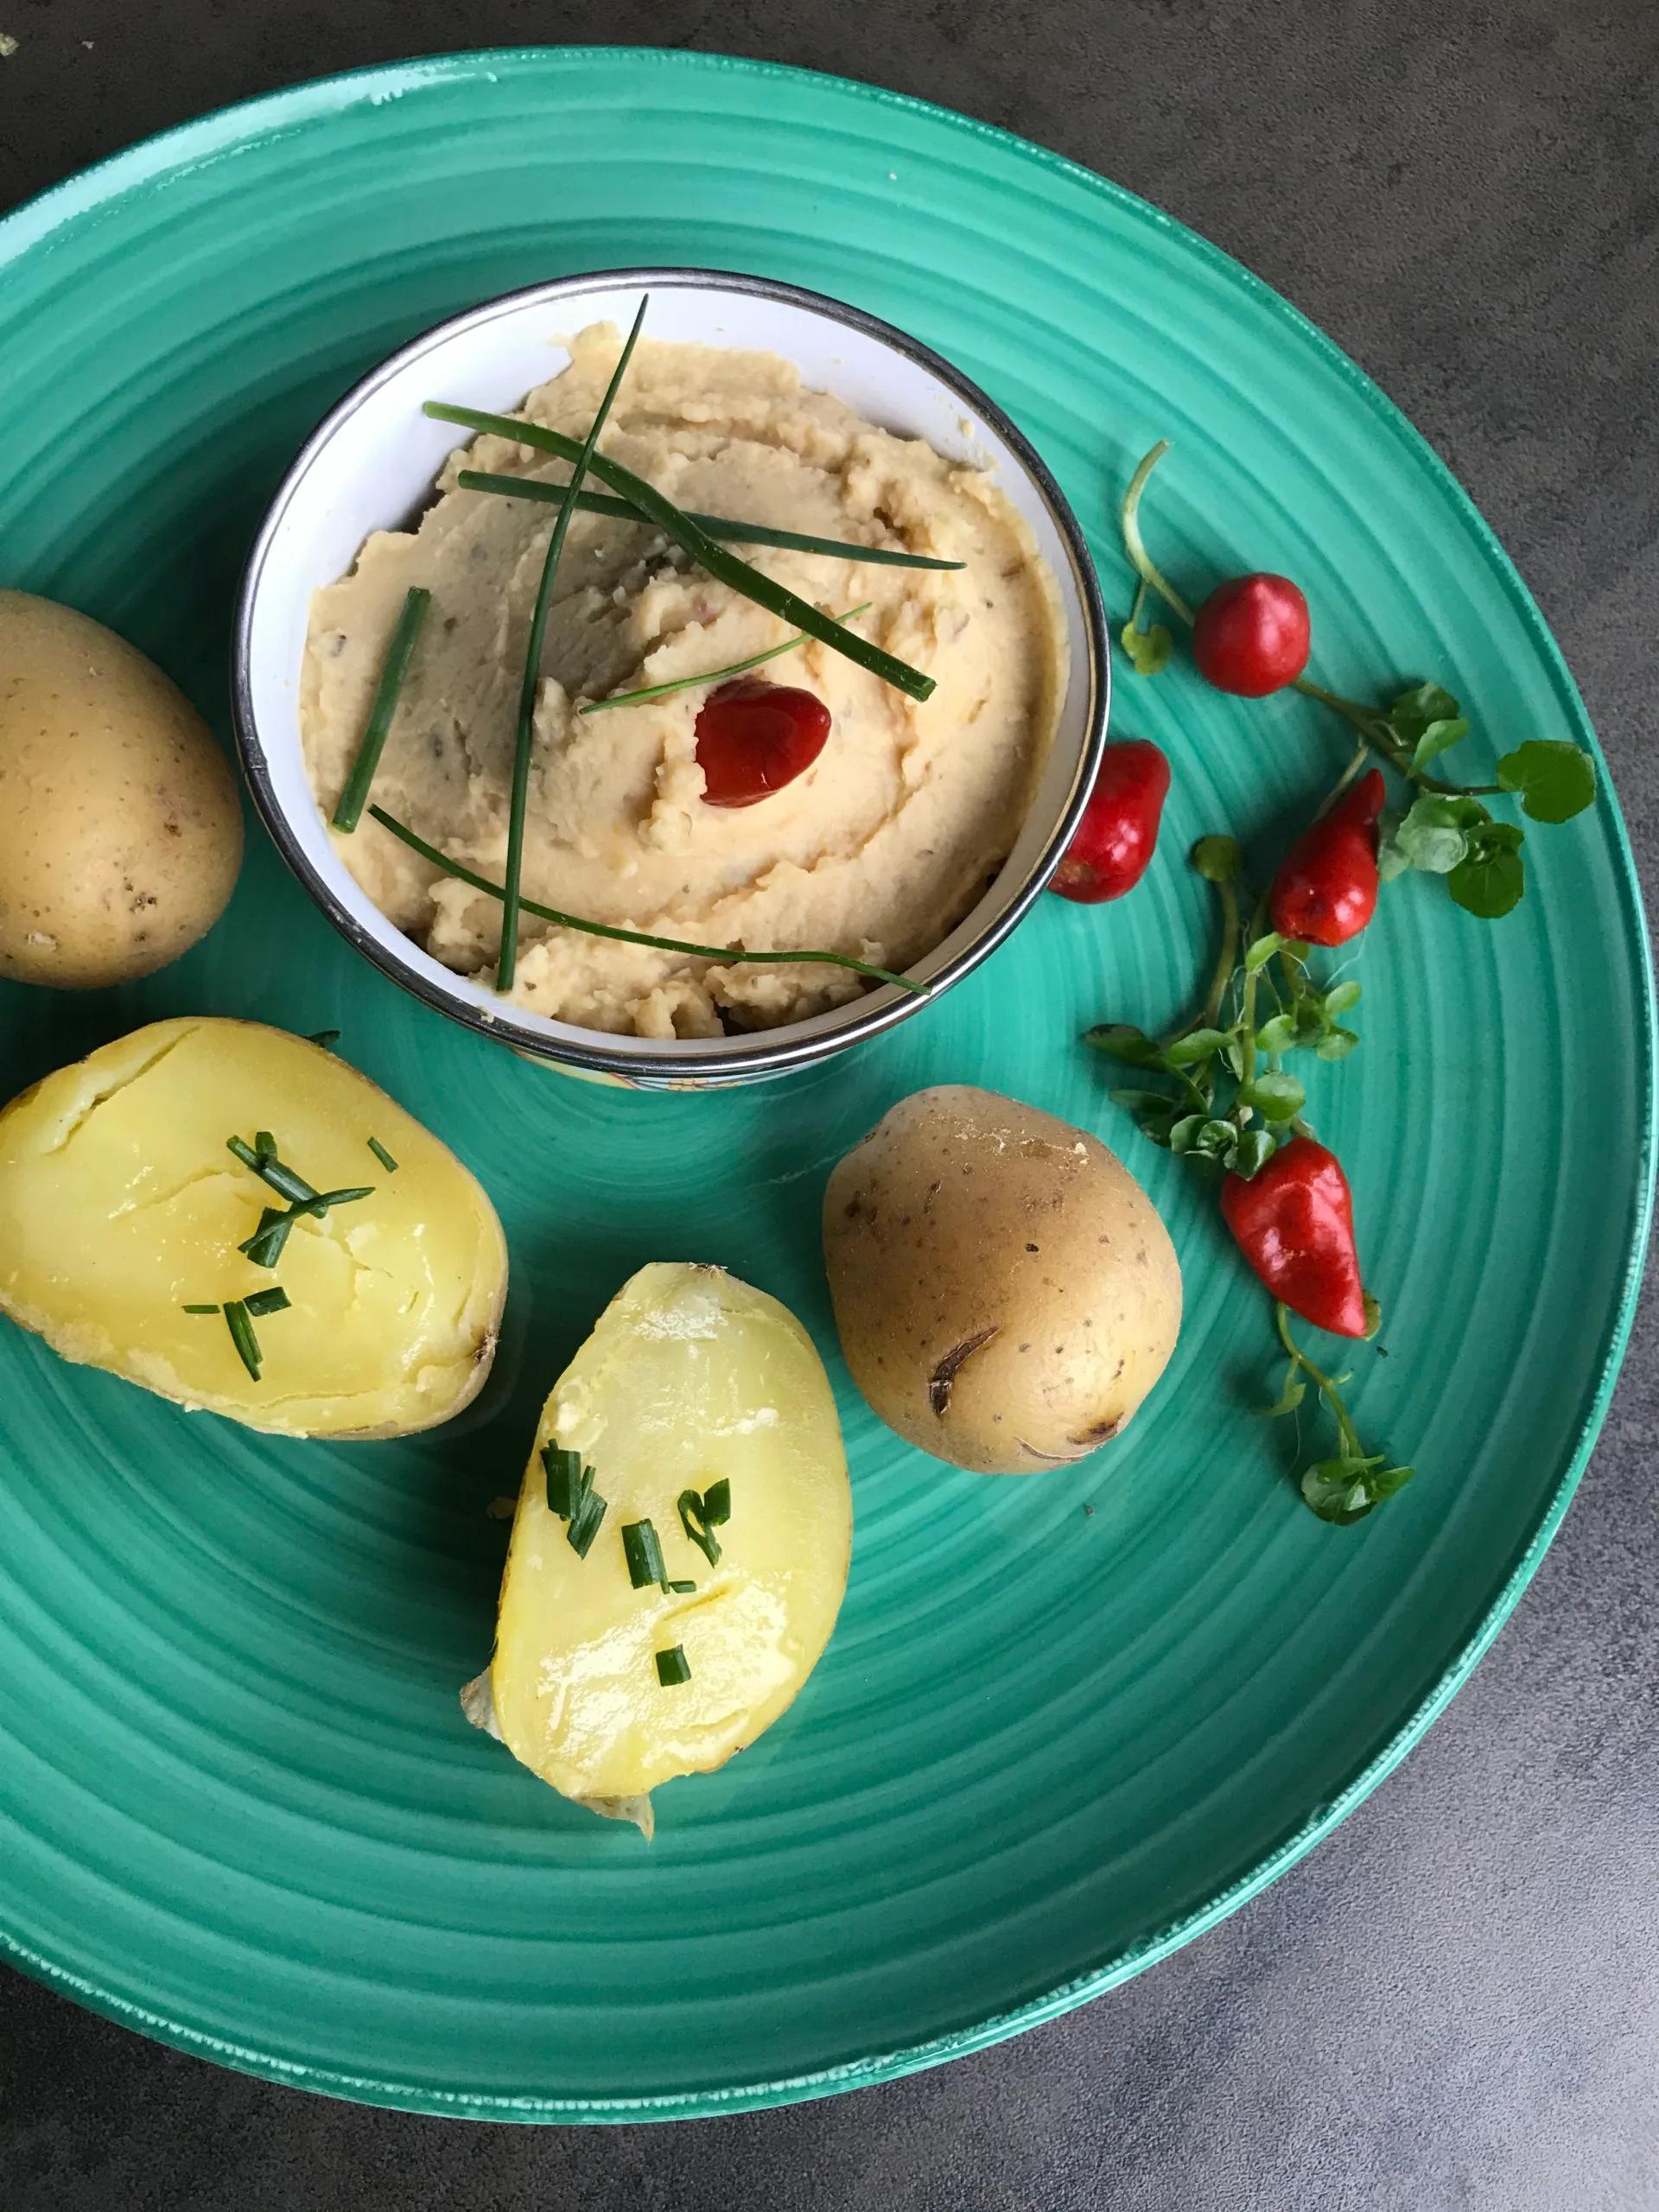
[695,679,831,807]
[1221,1136,1370,1338]
[1192,573,1312,696]
[1270,770,1385,947]
[1050,740,1171,904]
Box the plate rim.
[0,40,1652,2125]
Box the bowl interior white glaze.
[236,271,1106,1083]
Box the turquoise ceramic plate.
[0,48,1649,2121]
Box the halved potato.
[0,1017,506,1437]
[465,1262,851,1833]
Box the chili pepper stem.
[1121,442,1196,626]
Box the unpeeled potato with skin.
[465,1262,851,1834]
[0,1018,506,1438]
[823,1085,1182,1475]
[0,592,243,988]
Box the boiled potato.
[823,1085,1181,1475]
[0,1017,506,1437]
[0,591,243,988]
[463,1262,851,1834]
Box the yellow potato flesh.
[0,591,243,988]
[485,1262,851,1814]
[0,1018,506,1437]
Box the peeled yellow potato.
[0,590,243,988]
[823,1085,1182,1475]
[0,1017,506,1438]
[464,1262,851,1834]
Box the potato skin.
[823,1085,1182,1474]
[0,1018,506,1439]
[0,591,243,988]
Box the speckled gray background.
[2,3,1656,2206]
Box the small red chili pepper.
[1050,740,1171,904]
[1269,769,1385,947]
[1221,1136,1370,1338]
[695,678,831,808]
[1192,573,1312,696]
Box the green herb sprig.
[579,604,872,717]
[1261,1303,1414,1524]
[424,402,936,703]
[369,804,922,996]
[331,586,431,834]
[1116,439,1597,920]
[499,299,648,992]
[458,471,964,572]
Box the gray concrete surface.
[2,3,1656,2205]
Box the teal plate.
[0,48,1650,2121]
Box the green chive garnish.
[543,1443,581,1518]
[655,1645,691,1688]
[223,1300,262,1380]
[677,1481,731,1567]
[230,1136,375,1269]
[182,1303,220,1315]
[307,1029,341,1049]
[567,1481,607,1560]
[425,402,936,703]
[665,1578,696,1593]
[457,471,965,573]
[621,1517,668,1590]
[499,301,647,995]
[226,1135,317,1208]
[242,1287,291,1319]
[367,1137,398,1173]
[331,585,432,834]
[253,1130,276,1161]
[368,804,923,997]
[580,603,873,716]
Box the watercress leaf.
[1255,1375,1306,1420]
[1231,1127,1279,1179]
[1138,1113,1178,1148]
[1497,740,1597,823]
[1409,716,1471,775]
[1165,1026,1233,1067]
[1300,1457,1385,1525]
[1166,1114,1209,1154]
[1316,1026,1361,1060]
[1362,1293,1382,1340]
[1191,836,1243,884]
[1280,939,1309,964]
[1120,617,1173,677]
[1110,1088,1174,1111]
[1395,792,1488,874]
[1220,1039,1246,1078]
[1243,932,1284,972]
[1448,827,1526,919]
[1377,821,1412,883]
[1369,1463,1416,1501]
[1085,1023,1167,1069]
[1196,1119,1241,1160]
[1255,1012,1300,1054]
[1237,1071,1306,1122]
[1386,682,1462,743]
[1322,979,1362,1016]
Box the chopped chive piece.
[331,586,432,834]
[242,1287,291,1319]
[567,1483,607,1560]
[307,1029,341,1049]
[368,805,924,997]
[182,1303,220,1315]
[580,603,872,716]
[226,1135,319,1208]
[677,1482,730,1567]
[702,1478,732,1526]
[499,302,647,994]
[664,1578,697,1593]
[238,1182,374,1270]
[223,1300,262,1380]
[426,402,936,702]
[367,1137,399,1173]
[253,1130,276,1162]
[654,1645,691,1688]
[311,1185,375,1208]
[543,1443,581,1518]
[620,1517,668,1590]
[458,471,966,571]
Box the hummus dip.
[302,326,1068,1038]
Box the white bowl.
[234,270,1108,1088]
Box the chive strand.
[655,1645,691,1688]
[455,470,964,572]
[331,586,432,834]
[499,299,648,995]
[223,1300,262,1380]
[182,1303,220,1315]
[367,1137,399,1173]
[368,804,922,996]
[579,603,872,716]
[242,1287,291,1319]
[425,402,935,702]
[621,1517,668,1590]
